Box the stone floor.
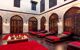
[0,34,72,50]
[29,35,68,50]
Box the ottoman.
[67,41,80,50]
[30,32,40,35]
[36,33,46,38]
[45,36,60,42]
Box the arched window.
[28,17,38,31]
[10,15,23,33]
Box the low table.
[67,41,80,50]
[2,38,28,45]
[7,38,28,44]
[2,34,28,45]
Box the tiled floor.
[0,34,70,50]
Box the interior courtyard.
[0,0,80,50]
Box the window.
[40,0,45,12]
[31,1,37,10]
[64,0,67,1]
[49,0,57,8]
[14,0,20,7]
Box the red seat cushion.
[31,32,40,35]
[46,36,60,41]
[68,41,80,47]
[37,34,46,37]
[2,34,13,40]
[63,32,71,35]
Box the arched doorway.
[64,7,80,36]
[49,13,58,34]
[0,16,2,34]
[28,17,38,31]
[10,15,23,33]
[40,17,46,31]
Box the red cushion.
[2,34,28,40]
[38,34,46,37]
[63,32,71,35]
[69,41,80,47]
[2,34,13,40]
[31,32,40,35]
[46,36,60,41]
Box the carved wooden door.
[49,14,58,33]
[64,16,74,33]
[10,15,23,33]
[75,14,80,36]
[29,17,37,31]
[40,17,46,30]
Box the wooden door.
[49,13,58,33]
[28,17,38,31]
[0,16,2,34]
[40,17,46,31]
[64,16,74,33]
[64,7,80,36]
[10,15,23,33]
[75,14,80,36]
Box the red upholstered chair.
[45,32,72,43]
